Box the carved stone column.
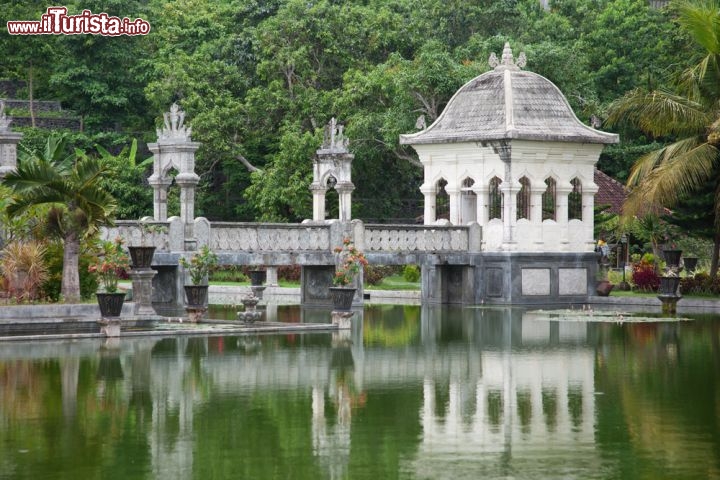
[475,184,489,225]
[336,181,355,222]
[446,185,460,224]
[420,183,436,224]
[310,183,327,221]
[501,179,518,248]
[147,176,171,221]
[556,181,572,248]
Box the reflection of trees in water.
[517,390,532,433]
[594,321,720,478]
[542,388,557,432]
[487,390,503,432]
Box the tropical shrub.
[631,259,660,292]
[0,240,48,301]
[403,264,421,282]
[680,273,720,295]
[210,265,248,283]
[278,264,301,282]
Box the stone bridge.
[102,218,488,310]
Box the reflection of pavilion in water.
[411,307,599,476]
[0,307,600,479]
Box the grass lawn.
[367,275,420,291]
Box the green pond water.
[1,305,720,479]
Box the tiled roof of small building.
[594,169,627,214]
[400,44,619,146]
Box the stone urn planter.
[329,287,356,311]
[128,246,156,269]
[662,249,683,268]
[659,276,681,296]
[595,280,614,297]
[249,269,266,286]
[184,285,208,308]
[683,257,698,275]
[96,292,126,318]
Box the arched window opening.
[436,178,449,221]
[460,177,476,224]
[543,177,556,221]
[569,177,583,220]
[489,177,502,220]
[516,176,531,220]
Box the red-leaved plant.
[631,259,660,292]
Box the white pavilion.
[400,43,618,254]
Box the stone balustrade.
[364,224,480,253]
[101,219,481,258]
[101,220,171,250]
[209,222,331,252]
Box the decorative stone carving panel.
[100,221,170,250]
[365,226,469,252]
[209,224,330,252]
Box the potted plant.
[88,238,130,317]
[128,219,167,269]
[330,238,368,311]
[179,245,218,307]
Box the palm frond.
[676,0,720,55]
[623,141,719,216]
[626,136,706,186]
[3,159,61,192]
[606,88,711,137]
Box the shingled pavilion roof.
[400,43,619,146]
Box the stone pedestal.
[98,319,121,337]
[250,285,266,300]
[658,295,680,315]
[331,311,354,330]
[237,292,263,323]
[129,268,158,316]
[266,266,279,286]
[186,307,207,323]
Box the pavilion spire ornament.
[157,103,192,141]
[321,117,349,153]
[489,42,526,71]
[311,118,355,222]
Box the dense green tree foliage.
[606,0,720,277]
[0,0,695,224]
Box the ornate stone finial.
[489,43,526,71]
[157,103,192,141]
[0,101,12,132]
[322,117,349,152]
[488,52,499,68]
[516,51,527,69]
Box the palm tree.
[606,0,720,278]
[2,134,116,302]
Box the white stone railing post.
[0,101,21,178]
